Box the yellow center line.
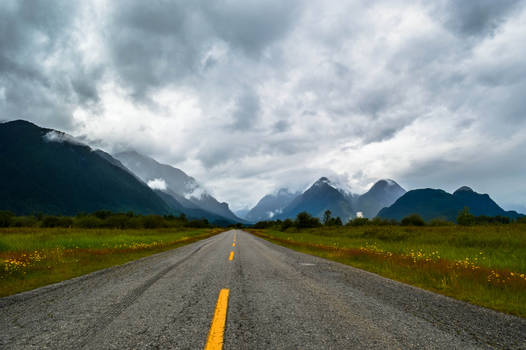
[204,289,230,350]
[232,243,235,247]
[229,251,234,261]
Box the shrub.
[474,215,510,225]
[141,215,166,229]
[75,216,103,228]
[103,214,133,229]
[401,214,425,226]
[0,211,14,227]
[10,216,38,227]
[186,219,210,228]
[370,217,394,226]
[254,221,274,229]
[41,216,73,228]
[347,217,370,226]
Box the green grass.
[248,225,526,318]
[0,227,224,297]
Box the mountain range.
[244,188,300,222]
[378,186,522,222]
[0,119,523,224]
[249,178,406,222]
[247,178,523,223]
[0,120,243,225]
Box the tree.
[295,212,321,228]
[281,218,294,231]
[323,210,332,225]
[457,207,475,226]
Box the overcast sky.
[2,0,526,212]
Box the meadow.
[248,224,526,318]
[0,227,223,297]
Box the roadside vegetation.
[248,210,526,318]
[0,210,213,229]
[0,211,224,297]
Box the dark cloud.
[438,0,522,37]
[273,120,290,133]
[202,0,301,55]
[0,1,101,129]
[230,89,261,130]
[105,0,301,101]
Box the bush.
[474,215,510,225]
[186,219,210,228]
[41,216,73,228]
[371,217,397,226]
[347,217,370,226]
[517,216,526,224]
[75,216,103,228]
[254,221,274,229]
[103,214,134,229]
[401,214,425,226]
[0,211,14,227]
[141,215,166,229]
[10,216,38,227]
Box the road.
[1,230,525,349]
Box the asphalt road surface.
[1,230,525,349]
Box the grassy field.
[0,227,224,297]
[248,225,526,318]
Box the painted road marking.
[232,243,236,247]
[204,289,230,350]
[229,251,234,261]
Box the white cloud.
[43,131,86,146]
[147,178,167,191]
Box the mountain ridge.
[114,150,245,223]
[276,177,355,221]
[378,187,522,222]
[0,120,171,216]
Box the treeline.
[253,208,526,230]
[0,210,212,229]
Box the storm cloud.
[1,0,526,210]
